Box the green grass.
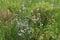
[0,0,60,40]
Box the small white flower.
[22,6,26,11]
[17,22,20,26]
[20,21,28,27]
[21,4,26,11]
[24,29,27,31]
[18,33,22,36]
[15,18,18,21]
[27,29,32,34]
[40,24,43,27]
[20,30,25,33]
[33,15,39,21]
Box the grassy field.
[0,0,60,40]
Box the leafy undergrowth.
[0,0,60,40]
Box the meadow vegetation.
[0,0,60,40]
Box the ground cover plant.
[0,0,60,40]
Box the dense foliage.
[0,0,60,40]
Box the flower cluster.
[18,28,33,37]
